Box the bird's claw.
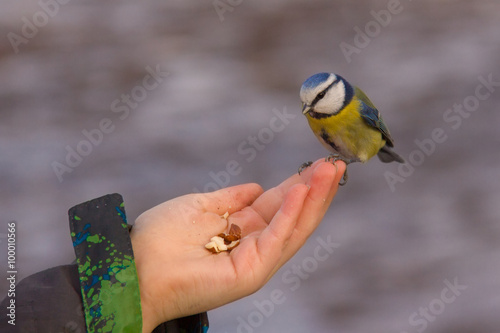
[325,154,349,186]
[298,161,313,175]
[298,155,349,186]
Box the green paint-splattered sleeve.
[69,193,142,333]
[68,193,209,333]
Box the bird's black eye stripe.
[311,89,327,107]
[311,78,339,107]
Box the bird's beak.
[302,103,311,115]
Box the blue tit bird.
[298,72,404,185]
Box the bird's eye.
[317,91,326,99]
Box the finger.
[249,158,325,224]
[253,184,310,274]
[278,161,344,262]
[308,160,345,206]
[325,160,346,202]
[296,161,343,234]
[249,186,288,225]
[194,183,264,215]
[295,158,326,180]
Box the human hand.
[130,159,346,332]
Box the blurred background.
[1,0,500,332]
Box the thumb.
[194,183,264,215]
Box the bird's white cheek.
[312,104,330,114]
[322,85,346,114]
[314,98,339,115]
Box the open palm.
[130,160,345,332]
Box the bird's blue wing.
[354,86,395,147]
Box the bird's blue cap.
[301,72,331,90]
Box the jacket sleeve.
[0,264,86,332]
[1,193,208,333]
[68,193,143,332]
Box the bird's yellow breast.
[306,98,386,163]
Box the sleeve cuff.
[69,193,142,333]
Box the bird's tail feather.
[377,145,405,163]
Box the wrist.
[131,229,170,332]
